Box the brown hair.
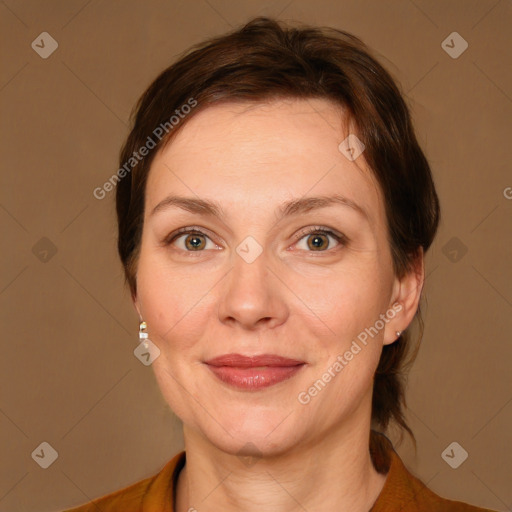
[116,16,440,449]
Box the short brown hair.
[116,16,440,447]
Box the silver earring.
[139,321,149,347]
[396,330,402,337]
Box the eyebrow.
[150,194,369,221]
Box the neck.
[175,401,387,512]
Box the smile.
[204,353,306,390]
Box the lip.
[204,353,306,390]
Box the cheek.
[292,261,390,337]
[135,253,214,422]
[301,275,387,416]
[296,263,390,393]
[135,250,215,354]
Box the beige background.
[1,1,511,511]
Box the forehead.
[146,99,384,228]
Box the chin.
[207,429,300,460]
[195,409,306,459]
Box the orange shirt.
[62,434,496,512]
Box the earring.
[139,321,149,348]
[396,330,402,338]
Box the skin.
[134,98,424,512]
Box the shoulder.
[60,476,153,512]
[370,432,497,512]
[393,465,498,512]
[59,451,186,512]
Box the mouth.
[204,353,306,390]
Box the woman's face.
[135,98,411,456]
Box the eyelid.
[164,225,348,252]
[291,225,347,252]
[293,225,347,243]
[163,226,219,247]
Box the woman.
[64,17,496,512]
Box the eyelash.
[164,225,348,253]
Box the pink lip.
[204,353,306,390]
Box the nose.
[217,245,289,331]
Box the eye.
[166,227,217,252]
[165,226,347,253]
[294,226,346,252]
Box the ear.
[132,292,143,320]
[383,248,425,346]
